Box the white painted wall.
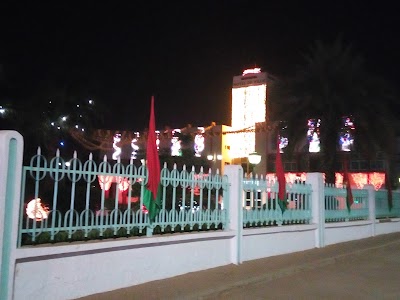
[14,232,234,300]
[375,218,400,235]
[242,225,317,261]
[325,221,373,245]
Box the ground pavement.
[79,232,400,300]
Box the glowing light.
[88,99,94,104]
[248,152,261,165]
[207,155,214,161]
[335,172,385,190]
[65,161,71,167]
[26,198,49,221]
[339,116,355,152]
[217,154,223,160]
[75,124,79,129]
[231,81,266,158]
[369,172,385,190]
[156,130,160,150]
[81,128,85,132]
[98,175,113,191]
[76,104,80,107]
[131,138,139,159]
[171,137,182,156]
[307,119,321,153]
[59,141,65,147]
[112,133,122,160]
[242,68,261,76]
[266,172,306,183]
[194,134,205,157]
[171,129,182,157]
[61,116,67,121]
[118,177,130,192]
[279,136,289,153]
[0,106,5,114]
[265,172,385,190]
[51,122,55,126]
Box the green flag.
[143,96,161,222]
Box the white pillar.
[0,131,24,300]
[224,165,243,265]
[365,184,376,237]
[306,173,325,248]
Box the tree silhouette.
[269,37,398,183]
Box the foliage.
[269,37,399,182]
[0,86,105,160]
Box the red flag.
[386,171,393,212]
[343,158,353,211]
[275,134,287,213]
[143,96,161,221]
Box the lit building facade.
[75,66,397,187]
[231,68,267,159]
[95,123,232,173]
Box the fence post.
[224,165,243,265]
[0,130,24,300]
[365,184,376,237]
[306,173,325,248]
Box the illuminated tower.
[231,68,267,159]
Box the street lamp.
[247,152,262,208]
[247,152,262,176]
[248,152,262,165]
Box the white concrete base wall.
[13,232,234,300]
[325,221,373,245]
[242,225,317,261]
[9,222,400,299]
[375,218,400,235]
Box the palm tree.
[269,38,398,183]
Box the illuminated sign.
[242,68,261,76]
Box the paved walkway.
[79,232,400,300]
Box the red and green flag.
[386,171,393,212]
[143,96,162,222]
[343,158,353,212]
[275,134,287,213]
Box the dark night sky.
[1,1,399,131]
